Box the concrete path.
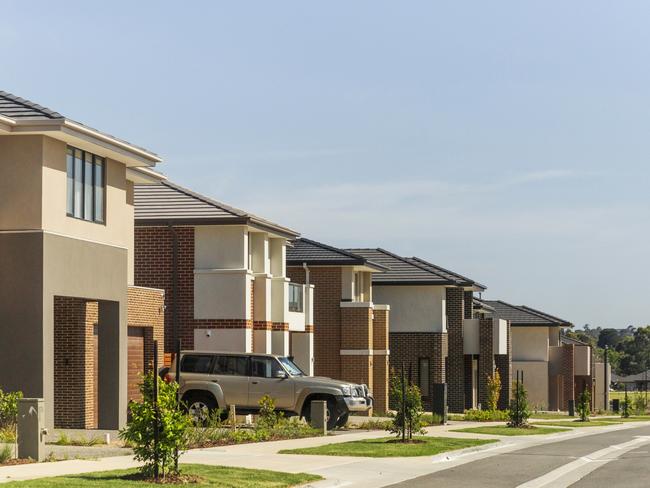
[1,420,647,486]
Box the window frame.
[418,357,431,398]
[66,145,106,224]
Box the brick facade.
[372,308,389,413]
[389,332,447,411]
[560,344,576,411]
[478,318,495,408]
[494,321,511,410]
[53,287,164,429]
[135,226,253,353]
[287,267,342,379]
[446,287,465,412]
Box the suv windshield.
[278,357,304,376]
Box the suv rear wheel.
[183,392,217,424]
[303,397,342,430]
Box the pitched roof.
[520,305,572,327]
[134,181,299,238]
[560,335,589,346]
[346,248,471,286]
[483,300,570,327]
[286,238,387,270]
[0,91,63,120]
[408,256,486,291]
[473,297,495,312]
[0,90,160,163]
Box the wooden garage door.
[127,327,145,403]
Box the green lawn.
[532,420,621,428]
[529,412,573,420]
[452,425,569,436]
[279,436,496,457]
[3,464,321,488]
[610,391,648,402]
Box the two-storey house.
[0,91,165,430]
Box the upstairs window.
[66,146,105,223]
[288,283,304,312]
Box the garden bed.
[452,425,569,436]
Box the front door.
[249,356,294,410]
[127,327,145,403]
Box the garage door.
[127,327,145,403]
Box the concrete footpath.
[0,420,647,486]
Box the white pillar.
[291,331,314,376]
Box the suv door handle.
[251,381,259,385]
[212,380,219,383]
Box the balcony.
[463,318,508,355]
[271,279,313,331]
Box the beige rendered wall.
[0,135,44,229]
[512,327,549,361]
[513,360,549,409]
[373,285,446,333]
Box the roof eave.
[7,118,161,166]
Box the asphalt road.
[389,424,650,488]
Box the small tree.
[577,388,591,422]
[508,381,530,428]
[389,374,425,441]
[119,374,192,479]
[633,393,648,415]
[0,389,22,429]
[486,370,501,411]
[621,388,630,418]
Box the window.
[251,357,285,378]
[213,356,249,376]
[66,146,105,223]
[288,283,303,312]
[418,358,430,398]
[181,355,213,374]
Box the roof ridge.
[409,256,476,285]
[374,248,457,282]
[299,238,369,261]
[0,90,63,119]
[161,180,249,218]
[520,305,571,325]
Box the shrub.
[0,389,22,429]
[508,381,530,428]
[389,374,425,441]
[464,409,509,422]
[486,370,501,412]
[119,373,192,479]
[633,394,648,415]
[577,388,591,422]
[257,395,281,429]
[0,445,12,464]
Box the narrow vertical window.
[84,152,93,220]
[66,148,74,215]
[94,157,104,223]
[419,358,430,398]
[73,148,83,218]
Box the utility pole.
[604,345,609,412]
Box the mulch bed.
[0,458,35,467]
[386,439,426,444]
[122,473,203,484]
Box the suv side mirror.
[273,370,287,379]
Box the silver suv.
[166,351,372,430]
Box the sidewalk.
[1,420,645,486]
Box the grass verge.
[279,436,496,457]
[452,426,568,436]
[3,464,321,487]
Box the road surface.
[390,423,650,488]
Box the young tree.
[486,370,502,412]
[577,388,591,422]
[389,373,425,441]
[119,374,192,479]
[508,381,530,428]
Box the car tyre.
[183,392,217,425]
[335,412,349,428]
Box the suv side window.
[181,355,213,374]
[251,357,284,378]
[213,355,249,376]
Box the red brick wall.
[561,344,576,411]
[287,266,342,379]
[494,321,511,410]
[373,308,389,413]
[127,286,165,372]
[135,226,252,353]
[478,318,494,408]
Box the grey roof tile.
[483,300,569,327]
[0,91,63,119]
[287,238,387,270]
[134,181,299,237]
[408,256,486,290]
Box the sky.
[3,1,650,328]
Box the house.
[482,300,593,411]
[133,181,315,375]
[286,238,390,413]
[0,91,165,430]
[346,249,509,413]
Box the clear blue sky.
[4,1,649,328]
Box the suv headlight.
[340,385,352,397]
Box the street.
[390,424,650,488]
